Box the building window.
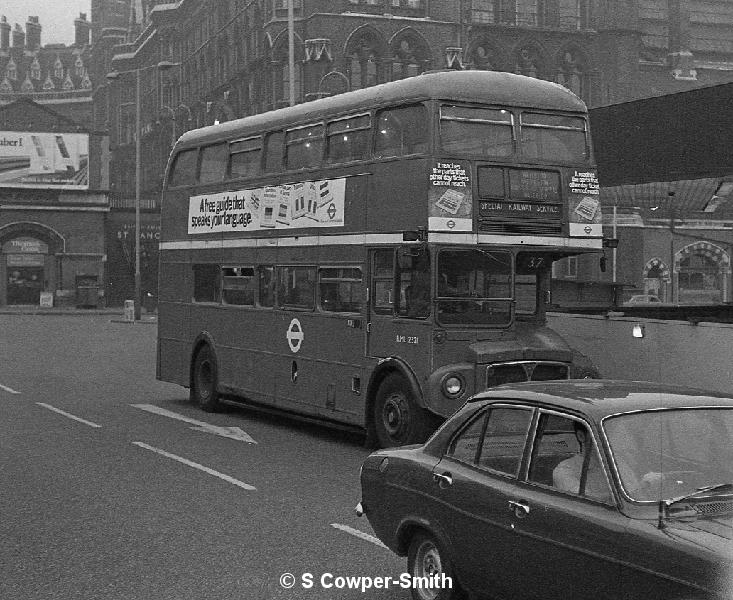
[347,31,384,90]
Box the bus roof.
[176,70,586,150]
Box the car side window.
[477,408,533,477]
[528,413,613,503]
[448,412,487,464]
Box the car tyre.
[408,532,464,600]
[374,373,433,448]
[191,345,220,412]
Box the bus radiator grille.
[486,361,570,388]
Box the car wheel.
[373,373,433,448]
[191,345,220,412]
[408,532,463,600]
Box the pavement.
[0,304,157,323]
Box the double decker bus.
[157,70,603,448]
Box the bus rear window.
[193,264,219,303]
[440,106,513,157]
[199,143,229,184]
[286,124,324,170]
[374,105,428,158]
[168,149,198,187]
[521,113,588,162]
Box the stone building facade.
[95,0,733,306]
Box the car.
[624,294,662,305]
[357,380,733,600]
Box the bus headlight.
[442,374,465,398]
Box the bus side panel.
[216,305,277,406]
[367,158,429,232]
[157,253,193,387]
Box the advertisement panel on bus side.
[187,178,346,234]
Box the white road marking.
[330,523,388,549]
[0,383,20,394]
[36,403,102,428]
[131,404,257,444]
[132,442,257,491]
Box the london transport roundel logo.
[286,318,304,353]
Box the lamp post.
[106,61,179,320]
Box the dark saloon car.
[357,380,733,600]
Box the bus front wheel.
[191,345,220,412]
[373,373,432,448]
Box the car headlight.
[442,374,465,398]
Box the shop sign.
[2,237,48,254]
[7,253,45,267]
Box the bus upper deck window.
[264,131,285,172]
[229,137,262,179]
[326,115,370,164]
[168,148,198,187]
[199,143,229,184]
[520,113,588,162]
[374,105,427,158]
[286,124,325,170]
[440,106,514,157]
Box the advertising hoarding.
[0,131,89,190]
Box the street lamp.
[106,60,180,321]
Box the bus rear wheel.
[191,345,220,412]
[373,373,432,448]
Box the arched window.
[345,28,385,90]
[467,41,502,70]
[389,32,430,80]
[556,47,593,102]
[514,45,545,79]
[675,242,730,304]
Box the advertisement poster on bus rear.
[568,170,602,236]
[428,160,473,231]
[187,178,346,234]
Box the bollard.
[123,299,135,322]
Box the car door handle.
[433,472,453,487]
[508,500,530,518]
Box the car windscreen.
[603,407,733,502]
[436,249,512,326]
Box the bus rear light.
[352,376,361,394]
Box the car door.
[509,410,624,600]
[430,404,536,599]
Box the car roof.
[470,379,733,421]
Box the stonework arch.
[0,221,66,254]
[388,27,432,79]
[343,25,388,90]
[512,39,550,79]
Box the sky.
[2,0,92,46]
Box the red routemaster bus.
[157,70,603,447]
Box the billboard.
[0,131,89,190]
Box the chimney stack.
[0,16,10,51]
[12,23,25,49]
[26,16,41,50]
[75,12,91,47]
